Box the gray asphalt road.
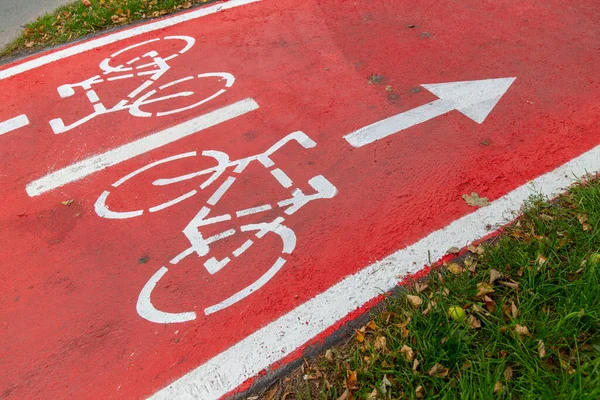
[0,0,71,49]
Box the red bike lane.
[1,0,599,398]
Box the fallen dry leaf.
[468,244,485,255]
[447,262,464,275]
[447,246,460,254]
[468,314,482,329]
[500,281,519,290]
[355,327,366,343]
[400,345,414,362]
[406,294,422,307]
[463,192,490,207]
[537,254,548,266]
[515,324,531,338]
[510,301,519,319]
[374,336,387,352]
[428,363,449,378]
[367,388,378,399]
[366,320,378,331]
[489,269,503,284]
[347,370,358,390]
[577,214,592,231]
[415,385,424,398]
[494,381,504,393]
[82,0,91,6]
[412,359,420,373]
[476,282,495,297]
[504,366,513,381]
[62,199,74,206]
[337,389,350,400]
[538,340,546,358]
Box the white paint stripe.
[148,190,197,213]
[0,114,29,136]
[26,98,259,197]
[0,0,261,81]
[270,168,293,188]
[150,143,600,400]
[204,257,287,316]
[233,239,254,257]
[236,204,272,217]
[207,176,236,206]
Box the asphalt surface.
[0,0,71,49]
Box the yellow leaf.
[415,385,424,398]
[62,199,74,206]
[346,370,358,390]
[494,381,504,393]
[374,336,387,352]
[355,327,365,343]
[476,282,494,297]
[447,262,464,275]
[366,320,378,331]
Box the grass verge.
[1,0,210,58]
[255,177,600,399]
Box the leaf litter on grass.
[251,177,600,400]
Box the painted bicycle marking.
[95,131,338,323]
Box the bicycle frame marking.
[95,131,338,323]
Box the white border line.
[150,143,600,399]
[0,0,260,81]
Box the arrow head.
[421,77,516,124]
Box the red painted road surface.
[1,0,599,398]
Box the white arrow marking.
[0,114,29,136]
[344,77,516,148]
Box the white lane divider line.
[25,98,259,197]
[149,142,600,400]
[0,114,29,136]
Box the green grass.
[272,178,600,399]
[1,0,210,57]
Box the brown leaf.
[400,325,410,338]
[347,370,358,390]
[415,283,428,293]
[406,294,422,307]
[515,324,531,338]
[81,0,91,6]
[538,340,546,358]
[500,281,519,290]
[337,389,350,400]
[324,349,334,362]
[510,301,519,319]
[463,192,490,207]
[537,254,548,266]
[62,199,74,206]
[503,366,513,381]
[400,345,414,362]
[412,359,420,374]
[494,381,504,393]
[577,214,592,231]
[476,282,494,297]
[428,363,449,378]
[468,244,485,255]
[468,314,482,329]
[25,41,35,48]
[374,336,387,352]
[447,246,460,254]
[264,385,278,400]
[447,262,464,275]
[415,385,424,398]
[489,269,503,284]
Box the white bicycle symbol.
[94,131,338,323]
[49,35,234,133]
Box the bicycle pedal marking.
[93,131,338,323]
[47,35,235,134]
